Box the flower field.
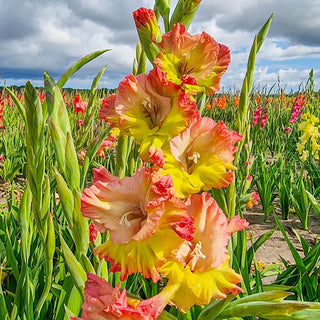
[1,1,320,319]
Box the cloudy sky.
[1,0,320,93]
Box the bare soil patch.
[244,205,320,264]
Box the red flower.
[89,222,98,243]
[73,94,87,115]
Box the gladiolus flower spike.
[80,6,247,319]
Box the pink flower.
[89,222,98,244]
[77,119,84,126]
[246,191,259,209]
[260,115,268,128]
[70,273,165,320]
[285,127,292,133]
[152,193,248,312]
[180,192,249,271]
[246,175,253,182]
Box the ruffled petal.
[184,193,248,271]
[111,69,198,165]
[162,117,242,197]
[94,229,184,283]
[155,24,230,95]
[81,167,178,244]
[70,273,157,320]
[98,93,119,127]
[159,258,243,312]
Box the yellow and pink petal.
[183,193,248,272]
[81,167,178,245]
[94,228,185,283]
[162,117,242,197]
[158,258,243,312]
[154,24,230,95]
[109,68,199,165]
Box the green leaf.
[256,13,274,52]
[64,285,83,318]
[5,87,26,123]
[71,190,89,257]
[80,253,95,274]
[218,300,320,320]
[54,168,74,227]
[48,116,66,173]
[57,49,110,88]
[60,235,87,292]
[80,127,111,190]
[91,64,108,92]
[305,190,320,217]
[65,132,80,189]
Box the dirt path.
[244,205,320,264]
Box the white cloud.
[0,0,319,91]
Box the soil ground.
[244,204,320,264]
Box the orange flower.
[217,95,227,109]
[161,117,242,197]
[234,95,239,107]
[206,102,213,110]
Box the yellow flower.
[300,150,309,162]
[158,258,243,312]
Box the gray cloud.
[197,0,320,46]
[0,0,319,91]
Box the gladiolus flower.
[246,191,259,209]
[154,23,230,95]
[217,95,227,109]
[96,129,119,159]
[153,193,248,311]
[38,91,46,103]
[260,114,268,128]
[99,67,199,167]
[285,127,292,133]
[99,94,119,127]
[234,95,239,107]
[82,166,195,282]
[289,94,305,124]
[73,94,87,115]
[133,8,162,43]
[89,222,98,244]
[70,273,165,320]
[77,149,87,164]
[133,8,162,63]
[161,117,242,197]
